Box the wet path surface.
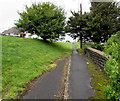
[22,44,95,99]
[69,44,95,99]
[22,58,67,99]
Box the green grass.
[75,42,109,99]
[2,36,72,99]
[74,42,80,49]
[74,42,85,55]
[0,36,2,99]
[86,58,109,99]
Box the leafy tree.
[67,2,120,48]
[15,2,66,41]
[67,12,89,48]
[89,2,120,43]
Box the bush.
[91,42,104,51]
[104,31,120,100]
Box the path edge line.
[63,55,71,99]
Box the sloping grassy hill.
[2,36,72,99]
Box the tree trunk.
[80,33,82,49]
[43,37,47,41]
[42,34,47,41]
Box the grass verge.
[2,36,72,99]
[86,58,109,99]
[74,42,109,99]
[74,42,85,55]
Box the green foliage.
[91,42,104,51]
[0,35,2,96]
[104,31,120,100]
[75,41,104,55]
[15,2,66,41]
[89,2,120,43]
[2,36,72,99]
[67,12,89,48]
[74,42,87,55]
[68,2,120,45]
[86,58,108,99]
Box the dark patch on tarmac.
[69,44,95,99]
[22,56,69,99]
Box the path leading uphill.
[69,44,95,99]
[22,56,69,99]
[22,44,95,99]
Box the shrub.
[104,31,120,100]
[91,42,104,51]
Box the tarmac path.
[22,57,68,99]
[69,44,95,99]
[22,44,95,99]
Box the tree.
[67,11,89,48]
[67,2,120,48]
[15,2,66,41]
[89,2,120,43]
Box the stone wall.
[85,47,108,70]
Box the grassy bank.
[2,36,72,99]
[86,58,108,99]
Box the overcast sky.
[0,0,91,32]
[0,0,120,33]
